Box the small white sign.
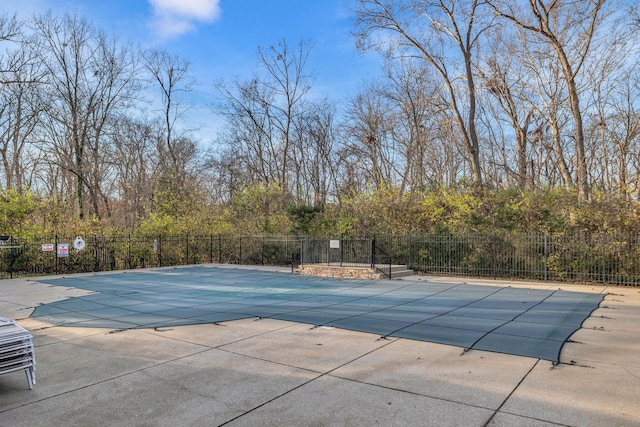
[57,243,69,257]
[330,239,340,249]
[42,243,54,252]
[73,236,86,251]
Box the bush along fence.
[1,233,639,286]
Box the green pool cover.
[30,266,604,362]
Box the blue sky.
[6,0,381,141]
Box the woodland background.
[1,1,640,241]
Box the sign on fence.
[57,243,69,258]
[330,239,340,249]
[73,236,86,251]
[42,243,54,252]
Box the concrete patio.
[0,265,638,426]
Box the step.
[372,265,415,279]
[390,269,415,278]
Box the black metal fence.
[286,233,640,286]
[300,238,393,278]
[301,238,373,266]
[1,233,639,286]
[394,233,640,286]
[0,235,302,279]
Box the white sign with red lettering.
[42,243,54,252]
[57,243,69,257]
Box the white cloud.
[148,0,221,40]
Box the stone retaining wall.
[296,264,383,280]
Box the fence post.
[186,233,189,265]
[371,238,376,269]
[544,232,548,282]
[492,232,497,280]
[218,234,222,264]
[239,236,242,265]
[339,234,343,267]
[55,235,58,275]
[408,233,412,269]
[447,234,452,275]
[8,243,14,279]
[261,235,264,266]
[209,233,213,264]
[326,239,329,266]
[601,233,606,284]
[93,235,98,272]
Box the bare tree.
[31,12,139,219]
[487,0,608,199]
[478,28,536,189]
[202,145,244,204]
[0,13,18,40]
[381,59,444,192]
[342,81,396,190]
[0,13,40,194]
[0,44,44,194]
[215,78,279,186]
[110,117,160,226]
[214,39,314,194]
[143,49,195,194]
[588,69,640,198]
[290,98,337,205]
[0,13,20,80]
[353,0,493,186]
[257,40,312,192]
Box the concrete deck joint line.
[142,318,299,351]
[218,336,400,426]
[0,341,215,416]
[483,359,541,426]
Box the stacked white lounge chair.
[0,317,35,389]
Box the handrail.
[372,239,392,279]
